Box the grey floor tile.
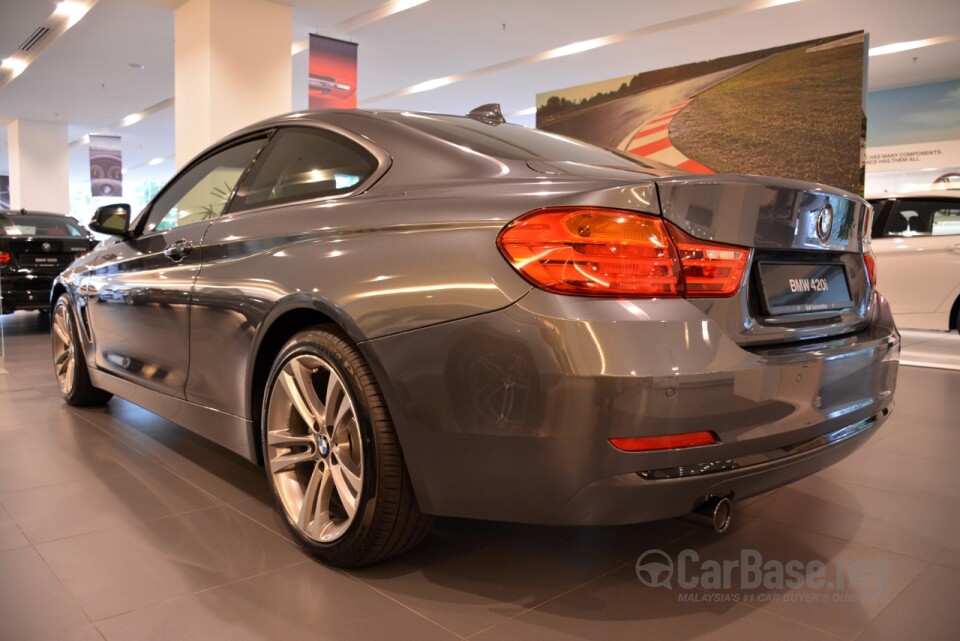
[816,445,960,506]
[0,503,30,551]
[228,496,294,543]
[1,465,218,544]
[854,564,960,641]
[742,475,960,561]
[34,626,106,641]
[95,562,459,641]
[346,518,623,638]
[470,563,837,641]
[537,517,700,562]
[656,515,927,639]
[0,547,90,641]
[0,432,162,494]
[868,414,960,464]
[888,366,959,420]
[37,505,306,621]
[934,534,960,571]
[0,410,113,456]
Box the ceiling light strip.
[292,0,431,55]
[360,0,803,105]
[868,34,959,56]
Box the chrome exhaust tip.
[685,495,732,533]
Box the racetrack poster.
[89,135,122,197]
[309,34,358,109]
[537,31,866,194]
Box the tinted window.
[380,113,674,170]
[143,138,267,234]
[233,127,377,210]
[875,199,960,237]
[0,215,85,237]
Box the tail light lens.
[0,251,11,266]
[864,251,877,287]
[496,207,748,298]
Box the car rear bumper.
[0,274,55,312]
[364,290,900,525]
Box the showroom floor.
[1,312,958,641]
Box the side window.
[879,199,960,238]
[932,206,960,236]
[232,127,377,210]
[143,138,267,234]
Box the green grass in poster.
[670,43,865,194]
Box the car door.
[184,125,384,416]
[871,196,960,328]
[84,137,267,398]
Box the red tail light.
[0,251,11,265]
[864,251,877,286]
[609,431,719,452]
[496,207,748,298]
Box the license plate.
[757,262,853,315]
[21,255,64,266]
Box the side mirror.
[90,203,131,236]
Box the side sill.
[89,369,258,463]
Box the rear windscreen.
[0,215,86,237]
[381,113,676,170]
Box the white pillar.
[7,120,70,213]
[174,0,292,168]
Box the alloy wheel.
[52,302,76,396]
[265,354,364,543]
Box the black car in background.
[0,209,97,315]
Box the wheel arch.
[950,292,960,332]
[246,294,372,465]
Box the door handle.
[163,239,194,262]
[951,244,960,255]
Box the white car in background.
[869,191,960,332]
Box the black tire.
[262,326,431,567]
[51,295,113,406]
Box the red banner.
[309,35,358,109]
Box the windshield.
[0,215,86,237]
[381,113,677,171]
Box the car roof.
[0,209,70,217]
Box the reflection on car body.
[51,105,899,567]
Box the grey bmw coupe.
[51,105,899,567]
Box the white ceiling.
[1,0,958,187]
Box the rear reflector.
[609,431,719,452]
[0,251,11,265]
[497,207,748,298]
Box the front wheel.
[262,327,431,567]
[51,295,112,406]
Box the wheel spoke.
[55,350,71,375]
[53,318,71,346]
[278,360,324,430]
[297,463,326,533]
[323,374,343,430]
[330,459,361,517]
[267,432,317,473]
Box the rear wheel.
[51,295,112,406]
[262,327,431,567]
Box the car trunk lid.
[653,174,873,346]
